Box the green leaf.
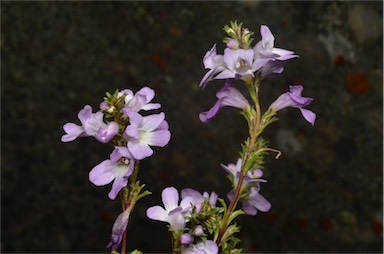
[227,209,245,226]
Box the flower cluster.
[61,87,170,250]
[62,21,316,254]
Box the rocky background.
[2,1,383,253]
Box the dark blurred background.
[1,1,383,253]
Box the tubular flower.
[199,80,250,123]
[121,86,161,115]
[199,44,226,89]
[214,48,264,81]
[269,85,316,126]
[107,209,130,250]
[125,111,171,160]
[89,146,135,200]
[61,105,104,142]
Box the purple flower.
[221,158,266,189]
[253,25,298,78]
[120,87,161,115]
[95,121,119,143]
[214,48,264,81]
[89,146,135,200]
[125,111,171,160]
[107,209,130,250]
[229,187,271,216]
[193,225,204,236]
[253,25,298,61]
[146,187,194,231]
[180,233,194,245]
[61,105,104,142]
[269,85,316,126]
[181,188,217,213]
[182,240,219,254]
[199,44,226,88]
[199,81,250,123]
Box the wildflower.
[125,111,171,160]
[182,240,219,254]
[228,187,271,216]
[89,146,135,200]
[253,25,297,61]
[269,85,316,125]
[199,44,226,88]
[193,225,204,236]
[61,105,104,142]
[95,121,119,143]
[181,188,218,212]
[214,48,264,81]
[146,187,194,231]
[120,86,161,114]
[107,208,130,250]
[199,81,250,123]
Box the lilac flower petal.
[61,123,84,142]
[242,202,258,216]
[162,187,179,211]
[181,188,204,204]
[199,99,222,123]
[95,122,118,143]
[83,111,104,136]
[248,189,271,212]
[125,124,140,140]
[204,240,219,254]
[168,207,186,230]
[141,113,165,132]
[180,196,196,211]
[142,103,161,111]
[108,176,129,200]
[143,129,171,147]
[128,141,153,160]
[146,205,168,222]
[89,160,115,186]
[300,108,316,126]
[209,192,218,207]
[78,105,92,126]
[260,25,275,49]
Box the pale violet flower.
[61,105,104,142]
[221,158,266,189]
[182,240,219,254]
[254,25,298,61]
[95,121,119,143]
[228,187,271,216]
[181,188,218,212]
[146,187,194,231]
[107,208,130,250]
[199,44,226,88]
[253,25,298,78]
[214,48,264,81]
[269,85,316,126]
[199,81,250,123]
[120,86,161,115]
[89,146,134,200]
[125,111,171,160]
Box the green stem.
[216,78,262,246]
